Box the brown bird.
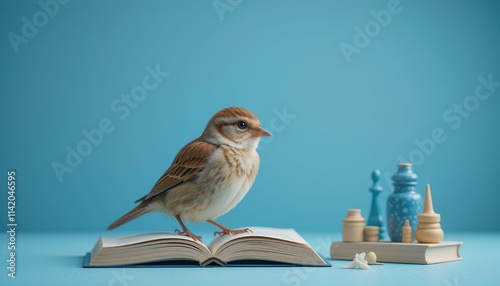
[107,107,271,241]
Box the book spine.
[200,257,226,266]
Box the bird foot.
[214,227,252,236]
[175,229,203,242]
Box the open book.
[84,227,330,267]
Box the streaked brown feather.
[135,139,217,202]
[107,201,149,230]
[209,106,261,127]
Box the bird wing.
[135,139,218,203]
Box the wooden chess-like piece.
[343,209,366,242]
[415,184,444,243]
[402,219,412,243]
[365,252,378,265]
[364,226,380,242]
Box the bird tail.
[107,202,150,230]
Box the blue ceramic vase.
[387,163,422,242]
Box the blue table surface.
[0,231,498,286]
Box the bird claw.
[214,228,252,236]
[175,229,203,242]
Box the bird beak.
[251,127,271,137]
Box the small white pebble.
[365,252,377,264]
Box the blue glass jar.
[387,163,422,242]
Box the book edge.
[83,253,332,268]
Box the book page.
[101,232,205,248]
[208,227,308,253]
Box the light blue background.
[1,0,499,234]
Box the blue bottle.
[387,163,422,242]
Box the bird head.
[201,107,271,150]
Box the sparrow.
[107,107,271,241]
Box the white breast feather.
[187,148,259,222]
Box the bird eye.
[237,121,247,130]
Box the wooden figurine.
[365,252,378,265]
[364,226,380,242]
[402,219,412,243]
[415,184,444,243]
[343,209,366,242]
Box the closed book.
[330,241,462,264]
